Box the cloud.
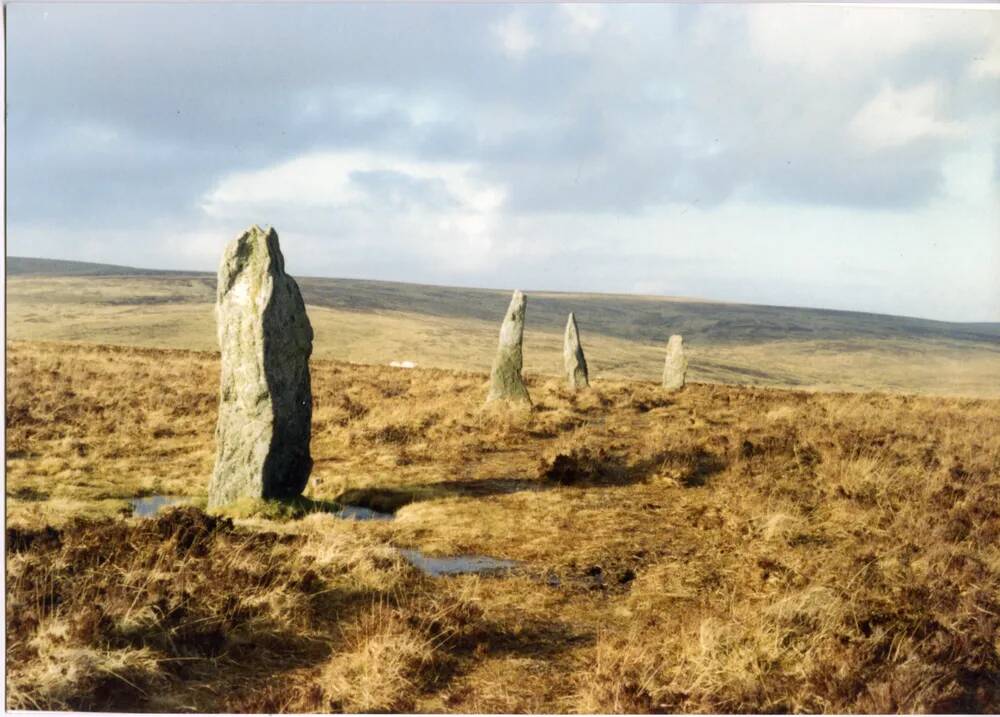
[969,35,1000,79]
[203,150,504,214]
[493,12,537,60]
[560,4,606,41]
[849,81,964,150]
[201,149,507,273]
[5,3,999,320]
[9,2,996,222]
[746,5,993,77]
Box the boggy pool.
[131,494,520,577]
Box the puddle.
[399,549,520,577]
[334,505,394,521]
[131,496,393,521]
[131,495,188,517]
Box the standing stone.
[486,290,531,404]
[662,334,687,391]
[563,312,589,389]
[207,225,314,509]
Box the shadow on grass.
[6,506,391,713]
[424,617,596,705]
[334,478,548,514]
[540,446,728,488]
[336,446,729,514]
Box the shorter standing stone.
[662,334,687,391]
[563,312,589,389]
[487,290,531,404]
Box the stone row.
[208,225,687,508]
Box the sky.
[6,2,1000,322]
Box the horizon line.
[7,254,999,327]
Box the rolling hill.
[7,256,1000,397]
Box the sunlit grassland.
[6,340,1000,712]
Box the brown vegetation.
[6,340,1000,712]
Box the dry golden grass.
[6,340,1000,712]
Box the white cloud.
[747,5,993,77]
[848,81,963,150]
[204,152,359,209]
[8,3,1000,320]
[941,147,998,203]
[969,36,1000,79]
[493,12,537,60]
[202,150,505,214]
[561,4,605,37]
[201,150,507,273]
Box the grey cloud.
[742,140,945,209]
[5,2,999,322]
[9,2,996,231]
[348,170,460,212]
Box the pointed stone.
[563,312,589,389]
[208,225,314,509]
[486,290,531,404]
[662,334,687,391]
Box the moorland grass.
[5,341,1000,712]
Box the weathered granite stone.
[486,290,531,404]
[662,334,687,391]
[207,225,314,509]
[563,312,589,389]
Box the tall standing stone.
[486,290,531,404]
[208,225,314,509]
[563,312,589,389]
[662,334,687,391]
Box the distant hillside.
[8,256,1000,348]
[6,256,205,278]
[295,276,1000,347]
[8,256,1000,397]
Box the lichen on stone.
[207,225,314,509]
[662,334,687,392]
[486,290,531,404]
[564,312,589,389]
